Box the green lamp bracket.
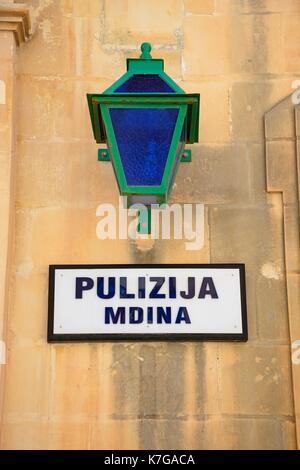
[181,149,192,163]
[98,148,111,161]
[98,148,191,163]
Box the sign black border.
[47,264,248,342]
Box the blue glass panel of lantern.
[115,75,176,93]
[109,108,179,186]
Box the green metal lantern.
[87,43,200,232]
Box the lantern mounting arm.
[98,147,192,163]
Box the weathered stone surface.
[104,0,183,45]
[90,420,138,450]
[256,275,289,341]
[282,14,300,73]
[266,141,298,203]
[232,81,295,142]
[0,31,14,62]
[219,345,294,416]
[14,207,131,271]
[265,94,296,140]
[296,105,300,136]
[2,344,50,418]
[9,272,48,341]
[172,144,252,204]
[181,81,231,143]
[183,14,282,78]
[17,4,76,77]
[1,422,52,450]
[16,77,110,141]
[0,27,16,449]
[216,0,300,14]
[51,344,95,419]
[62,0,103,18]
[209,205,283,272]
[217,417,296,450]
[138,416,296,450]
[15,140,118,208]
[184,0,215,15]
[48,422,91,450]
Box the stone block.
[283,206,300,273]
[14,206,132,271]
[1,422,51,450]
[232,80,295,142]
[138,418,186,450]
[256,275,289,341]
[10,271,47,339]
[71,17,132,79]
[218,417,296,450]
[0,31,14,62]
[209,205,284,272]
[282,15,300,73]
[171,143,252,205]
[265,95,296,140]
[17,7,76,77]
[287,273,300,342]
[51,344,95,419]
[104,0,183,45]
[0,127,12,154]
[138,415,296,449]
[296,105,300,137]
[183,14,281,78]
[0,62,13,125]
[181,80,231,143]
[62,0,103,18]
[2,344,50,418]
[48,422,91,450]
[0,151,11,198]
[151,49,182,80]
[16,78,110,141]
[247,143,270,205]
[110,343,194,418]
[184,0,215,15]
[219,344,294,416]
[15,140,118,208]
[266,141,297,203]
[91,419,138,450]
[216,0,300,14]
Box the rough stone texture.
[265,95,300,448]
[216,0,300,14]
[104,0,183,45]
[0,27,16,451]
[0,0,300,450]
[172,144,253,204]
[182,81,231,143]
[184,0,215,15]
[183,14,282,78]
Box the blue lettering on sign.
[75,275,218,325]
[75,277,94,299]
[104,306,191,324]
[75,276,219,300]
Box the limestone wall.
[0,0,300,449]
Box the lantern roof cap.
[140,42,152,60]
[103,43,184,94]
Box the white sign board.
[48,264,247,341]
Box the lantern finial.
[140,42,152,60]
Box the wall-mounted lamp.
[87,43,200,234]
